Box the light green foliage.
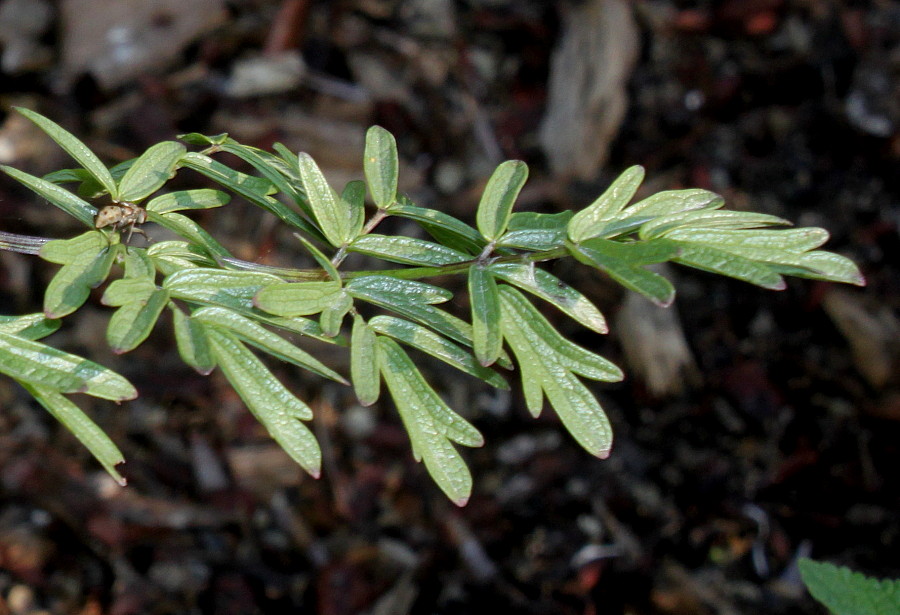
[799,559,899,615]
[0,109,865,503]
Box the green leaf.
[164,268,282,310]
[0,313,61,340]
[163,268,326,339]
[254,281,345,317]
[569,238,678,307]
[117,141,186,202]
[568,165,644,243]
[364,125,400,209]
[498,211,573,250]
[121,247,156,279]
[1,165,97,227]
[348,235,471,266]
[297,152,351,246]
[16,107,118,199]
[476,160,529,241]
[639,209,790,240]
[0,330,137,400]
[207,328,321,477]
[101,277,156,306]
[341,180,367,242]
[626,188,723,217]
[468,265,503,366]
[179,152,275,196]
[171,306,215,375]
[43,243,119,318]
[43,167,93,184]
[177,132,229,146]
[272,142,299,168]
[663,228,865,286]
[147,240,216,273]
[498,287,618,458]
[368,315,508,389]
[22,382,127,485]
[39,231,108,265]
[670,242,786,290]
[346,275,452,305]
[180,152,322,239]
[145,211,232,259]
[145,189,230,214]
[350,315,380,405]
[390,200,486,255]
[192,306,347,383]
[798,559,900,615]
[489,262,608,334]
[377,337,477,505]
[319,292,352,338]
[105,289,169,354]
[219,141,310,214]
[347,276,477,347]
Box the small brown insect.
[94,203,148,242]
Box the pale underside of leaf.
[376,337,474,505]
[489,262,608,334]
[207,328,321,477]
[350,315,380,405]
[368,315,509,389]
[0,330,137,401]
[193,306,348,384]
[117,141,186,202]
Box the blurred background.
[0,1,898,613]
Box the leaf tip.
[451,494,470,507]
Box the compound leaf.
[193,306,347,383]
[489,262,607,334]
[377,337,476,505]
[568,165,644,243]
[368,315,508,390]
[207,328,321,477]
[569,238,678,307]
[180,152,321,239]
[498,287,616,458]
